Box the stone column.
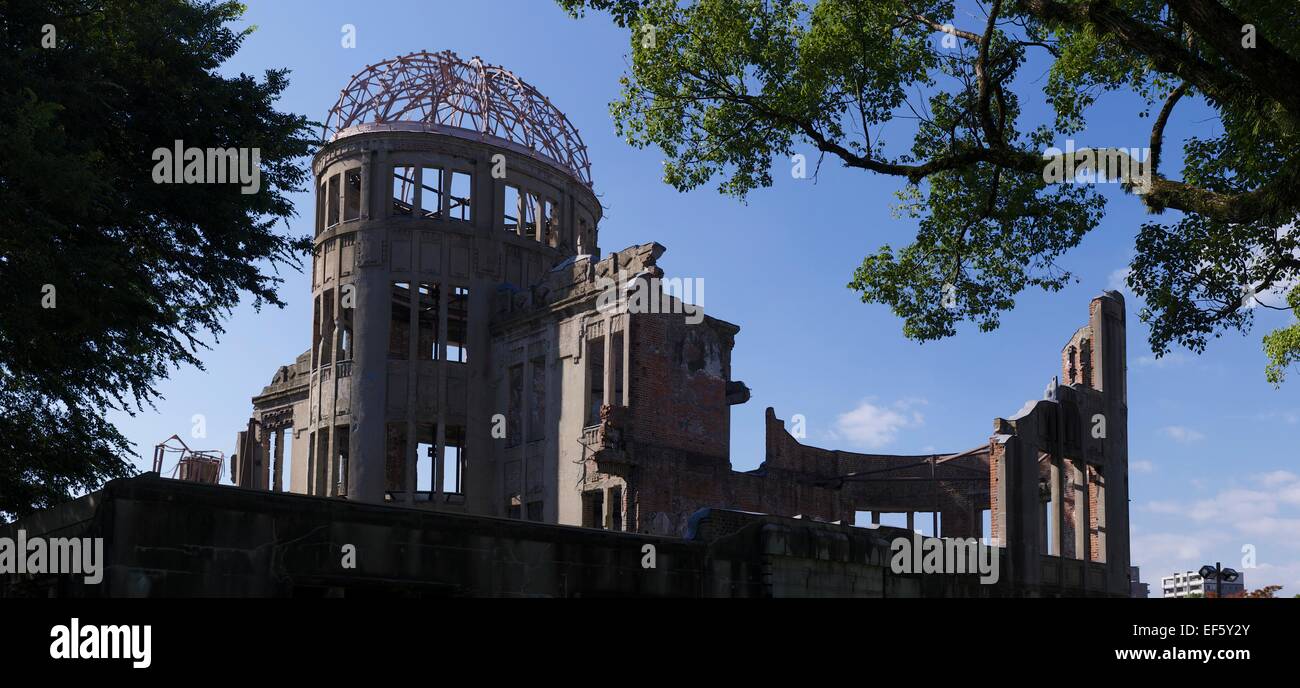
[272,428,285,492]
[258,425,272,490]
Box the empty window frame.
[523,192,540,240]
[528,358,545,442]
[611,332,625,406]
[543,198,559,247]
[443,424,465,494]
[305,432,315,496]
[502,184,521,233]
[446,287,469,363]
[384,422,407,497]
[418,283,440,361]
[416,425,435,495]
[526,501,543,522]
[313,431,328,496]
[334,425,350,497]
[449,171,472,222]
[344,168,361,222]
[420,166,443,219]
[507,364,523,447]
[392,165,415,216]
[582,490,604,529]
[337,296,354,362]
[389,282,411,360]
[319,288,336,366]
[609,487,623,531]
[316,178,327,235]
[340,233,355,276]
[326,173,341,228]
[586,337,604,426]
[312,294,322,368]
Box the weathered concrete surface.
[2,475,1120,597]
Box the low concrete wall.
[2,475,1117,597]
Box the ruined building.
[228,50,1131,595]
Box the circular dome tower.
[305,50,601,506]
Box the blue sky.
[108,0,1300,592]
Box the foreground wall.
[1,475,1124,597]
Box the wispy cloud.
[1162,426,1206,444]
[829,398,925,449]
[1108,266,1131,293]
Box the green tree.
[0,0,315,518]
[559,0,1300,381]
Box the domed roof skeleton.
[324,50,593,187]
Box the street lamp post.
[1198,562,1241,598]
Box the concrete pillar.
[348,233,390,503]
[258,426,271,490]
[272,428,284,492]
[1072,458,1087,560]
[1049,452,1063,557]
[1093,467,1107,561]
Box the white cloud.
[1161,426,1206,444]
[1254,470,1299,487]
[1145,500,1182,515]
[1108,266,1131,293]
[1135,468,1300,592]
[1132,531,1212,563]
[830,398,924,449]
[1131,459,1155,474]
[1255,409,1300,425]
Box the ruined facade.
[229,50,1131,595]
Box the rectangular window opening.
[877,512,908,529]
[544,199,559,247]
[416,426,435,495]
[389,282,411,360]
[449,171,472,222]
[609,487,623,532]
[586,337,604,426]
[344,168,361,222]
[384,423,407,498]
[337,304,353,363]
[319,289,335,367]
[523,192,540,240]
[312,294,322,368]
[392,165,415,216]
[502,185,521,233]
[418,283,439,361]
[507,364,523,447]
[420,167,443,219]
[443,424,465,495]
[582,490,604,529]
[334,425,350,497]
[316,180,327,235]
[326,173,340,228]
[611,333,624,406]
[528,358,545,442]
[447,286,469,363]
